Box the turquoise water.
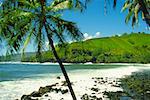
[0,63,61,82]
[0,63,122,82]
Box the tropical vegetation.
[104,70,150,100]
[0,0,149,100]
[113,0,150,26]
[2,33,149,64]
[0,0,89,99]
[23,33,150,64]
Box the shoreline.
[20,66,146,100]
[1,66,150,100]
[0,61,150,66]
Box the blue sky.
[0,0,149,55]
[63,0,149,38]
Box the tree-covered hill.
[1,33,150,63]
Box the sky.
[62,0,149,38]
[0,0,149,55]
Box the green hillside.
[21,32,150,63]
[2,33,150,63]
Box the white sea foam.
[0,65,150,100]
[0,61,149,66]
[0,74,61,100]
[0,62,75,65]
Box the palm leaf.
[22,28,34,53]
[125,10,134,24]
[50,0,73,11]
[121,0,131,12]
[113,0,117,8]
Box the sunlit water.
[0,63,150,100]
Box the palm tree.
[0,0,88,100]
[85,0,149,26]
[98,0,150,26]
[114,0,150,26]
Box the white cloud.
[83,33,93,40]
[95,32,101,38]
[83,33,89,38]
[83,32,102,41]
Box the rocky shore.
[20,75,123,100]
[1,66,145,100]
[19,66,144,100]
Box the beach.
[0,63,150,100]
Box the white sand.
[0,65,150,100]
[40,66,140,100]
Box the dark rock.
[30,91,41,97]
[21,95,32,100]
[39,87,51,95]
[54,88,61,93]
[97,97,102,100]
[90,95,97,99]
[61,89,68,94]
[91,93,95,95]
[57,88,62,93]
[21,95,38,100]
[44,94,49,97]
[111,84,121,87]
[101,80,105,84]
[47,83,58,87]
[50,88,61,93]
[81,94,89,100]
[108,82,113,84]
[91,87,99,92]
[57,76,61,79]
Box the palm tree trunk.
[47,37,77,100]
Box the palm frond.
[113,0,117,8]
[125,10,134,24]
[122,0,150,26]
[47,15,83,42]
[121,0,131,12]
[0,0,84,55]
[46,22,66,44]
[132,15,136,27]
[49,0,73,12]
[22,27,34,53]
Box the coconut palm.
[0,0,88,99]
[114,0,150,26]
[85,0,149,26]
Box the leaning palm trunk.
[47,36,77,100]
